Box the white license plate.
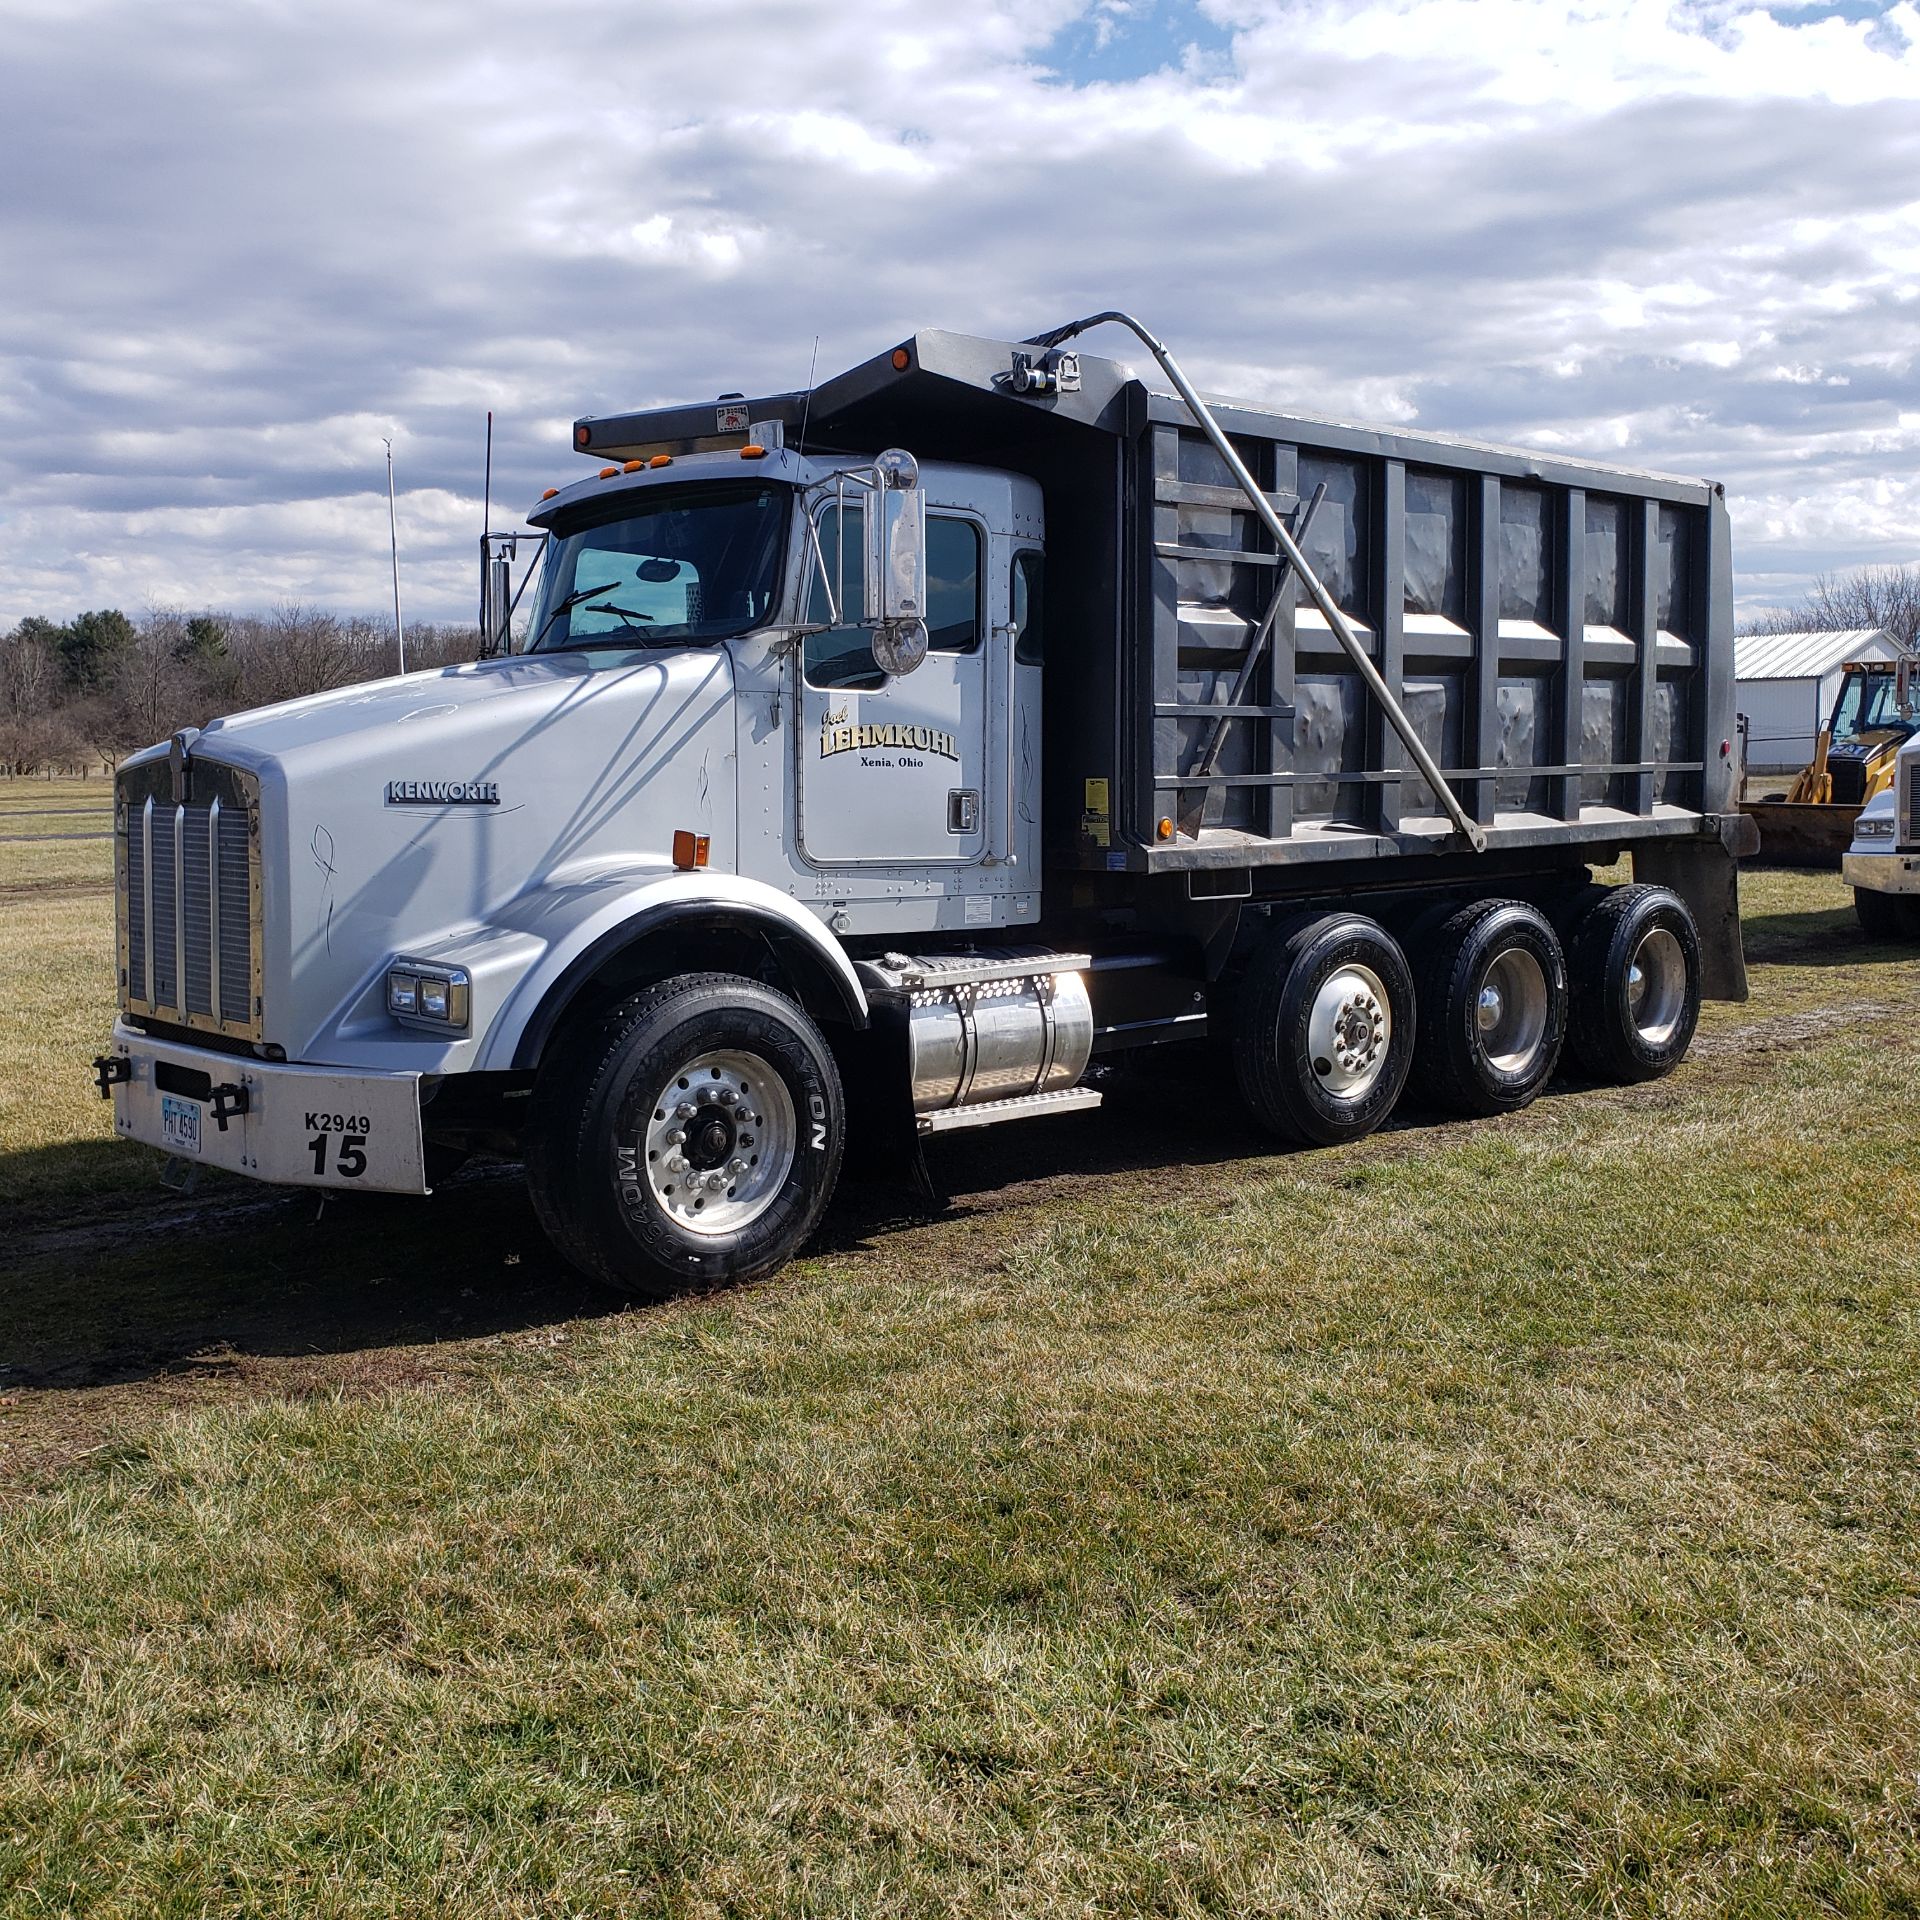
[161,1093,203,1156]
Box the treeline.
[0,607,484,776]
[1741,562,1920,651]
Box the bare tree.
[1742,562,1920,650]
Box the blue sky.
[0,0,1915,625]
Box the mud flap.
[1633,814,1758,1004]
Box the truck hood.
[179,647,740,1060]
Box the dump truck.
[1844,729,1920,938]
[1743,656,1917,865]
[95,313,1755,1294]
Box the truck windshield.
[529,481,788,652]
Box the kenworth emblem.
[385,779,500,805]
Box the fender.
[474,869,868,1073]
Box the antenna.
[483,409,493,538]
[384,436,407,674]
[797,333,821,455]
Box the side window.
[1012,549,1044,666]
[803,505,883,691]
[927,517,981,653]
[803,507,982,684]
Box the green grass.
[2,833,1919,1916]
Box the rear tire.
[1410,899,1567,1116]
[1565,885,1700,1084]
[1855,886,1920,940]
[527,972,845,1298]
[1233,913,1415,1147]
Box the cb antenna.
[797,333,821,455]
[383,435,407,674]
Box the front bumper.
[100,1019,427,1194]
[1843,849,1920,897]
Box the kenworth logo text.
[819,721,958,762]
[385,779,500,805]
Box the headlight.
[387,963,469,1030]
[1856,816,1895,839]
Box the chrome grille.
[117,759,262,1039]
[1906,755,1920,849]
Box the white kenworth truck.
[1845,730,1920,938]
[97,313,1756,1294]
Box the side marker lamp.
[671,830,711,871]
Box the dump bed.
[575,327,1738,877]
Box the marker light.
[890,347,911,371]
[671,829,711,871]
[623,459,645,473]
[574,425,591,447]
[649,453,673,468]
[740,444,767,459]
[1157,816,1174,840]
[541,487,559,500]
[598,465,618,479]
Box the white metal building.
[1734,628,1912,773]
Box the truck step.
[859,949,1092,999]
[917,1086,1103,1135]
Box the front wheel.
[527,972,845,1297]
[1233,913,1416,1147]
[1855,885,1920,941]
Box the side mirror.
[863,448,927,675]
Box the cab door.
[797,501,989,867]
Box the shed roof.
[1733,628,1909,682]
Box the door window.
[804,507,982,689]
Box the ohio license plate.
[160,1094,202,1156]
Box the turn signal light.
[649,453,673,468]
[671,830,711,871]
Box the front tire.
[1233,913,1416,1146]
[527,972,845,1297]
[1565,885,1701,1084]
[1855,885,1920,941]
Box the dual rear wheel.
[1231,884,1700,1147]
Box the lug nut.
[665,1128,685,1146]
[666,1153,687,1173]
[717,1087,738,1106]
[674,1102,695,1120]
[707,1171,726,1191]
[728,1157,747,1176]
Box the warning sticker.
[1082,776,1111,849]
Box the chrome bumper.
[1843,850,1920,897]
[100,1019,427,1194]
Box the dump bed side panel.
[1093,394,1731,872]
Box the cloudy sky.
[2,0,1915,627]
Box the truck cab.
[97,318,1757,1297]
[1844,729,1920,939]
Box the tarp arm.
[1026,310,1489,853]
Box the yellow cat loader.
[1745,658,1917,865]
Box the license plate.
[161,1094,202,1156]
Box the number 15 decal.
[309,1132,367,1178]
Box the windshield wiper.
[532,581,621,648]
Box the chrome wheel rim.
[1626,927,1687,1046]
[1307,963,1391,1097]
[641,1049,796,1236]
[1477,945,1549,1074]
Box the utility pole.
[384,437,407,674]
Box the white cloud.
[0,0,1914,626]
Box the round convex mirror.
[871,619,928,677]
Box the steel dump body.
[580,328,1737,884]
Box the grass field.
[3,786,1919,1916]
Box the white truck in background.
[96,314,1756,1295]
[1844,730,1920,938]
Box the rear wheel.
[1233,913,1415,1146]
[1855,885,1920,940]
[527,972,845,1297]
[1410,899,1567,1116]
[1565,885,1701,1084]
